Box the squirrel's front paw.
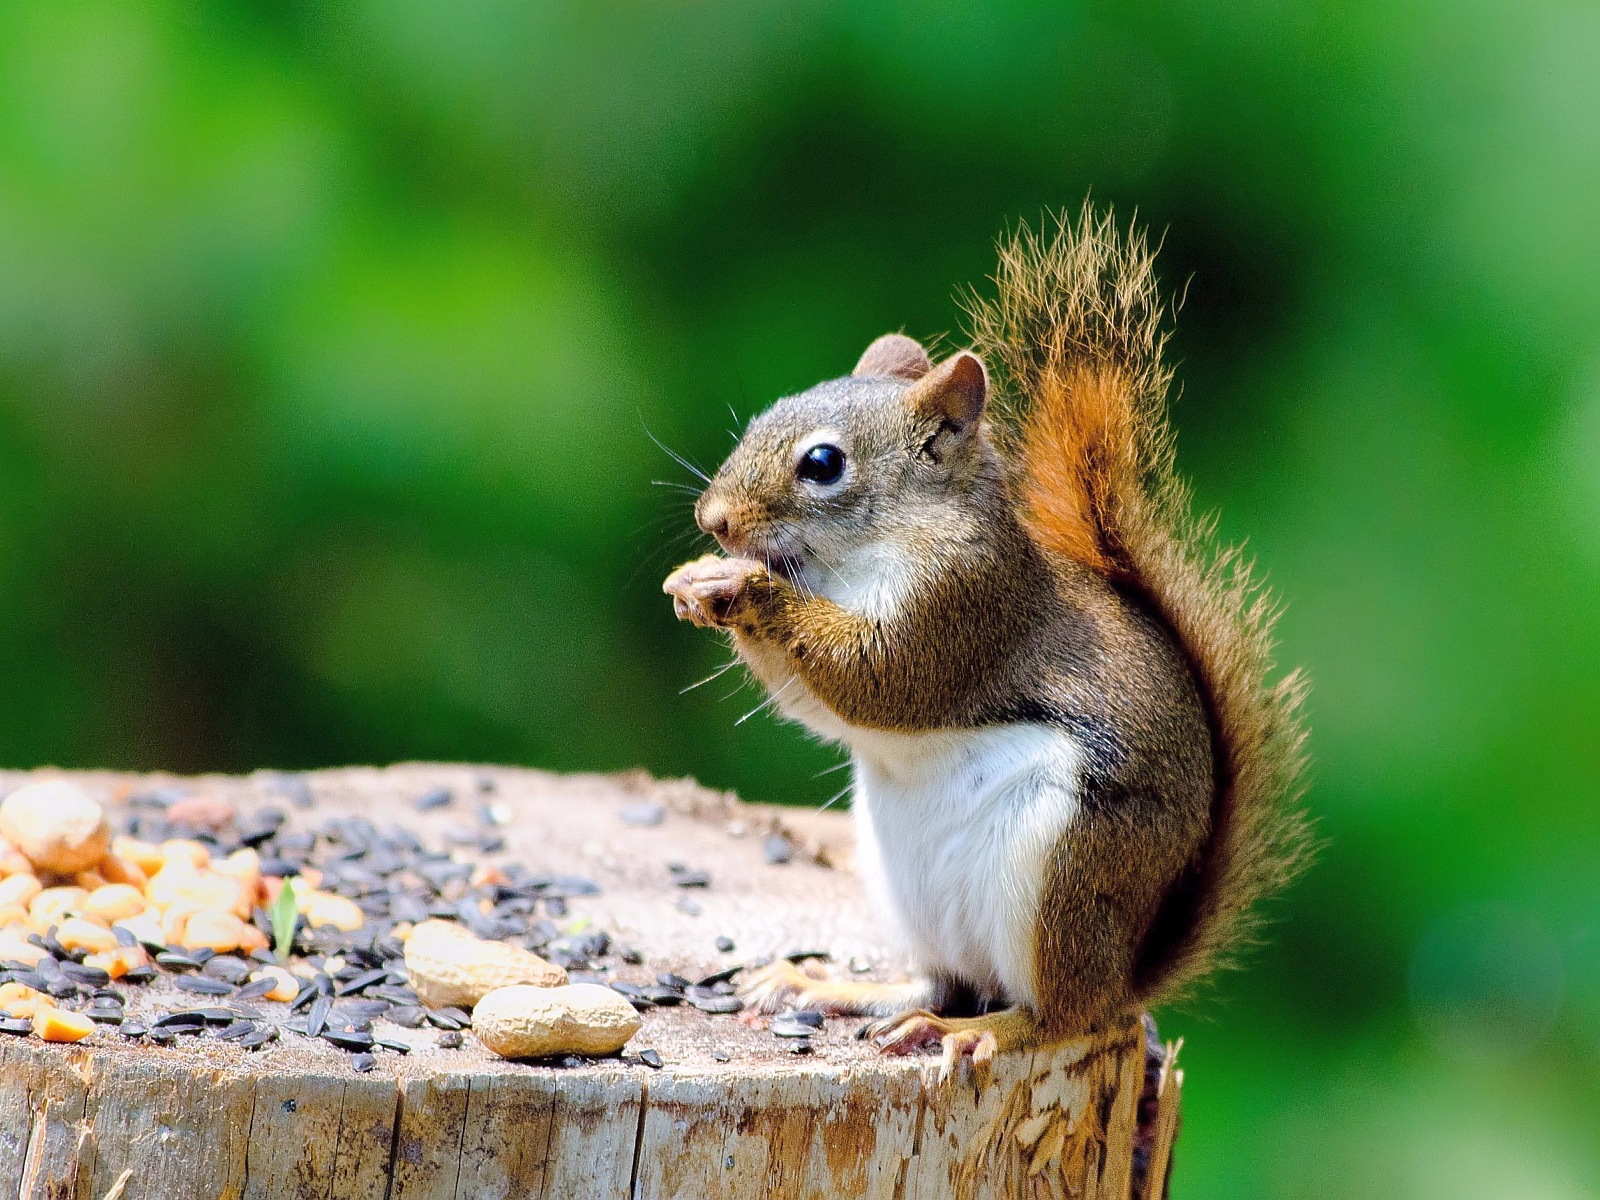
[663,555,768,629]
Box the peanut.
[0,781,110,876]
[404,919,566,1009]
[472,983,641,1059]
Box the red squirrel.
[664,208,1310,1077]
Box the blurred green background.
[1,1,1597,1195]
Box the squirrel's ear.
[853,334,932,381]
[906,350,988,429]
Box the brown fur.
[664,206,1310,1051]
[967,207,1313,1005]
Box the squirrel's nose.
[697,500,733,543]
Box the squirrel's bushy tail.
[965,206,1312,1003]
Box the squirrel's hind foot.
[863,1006,1040,1086]
[739,959,929,1017]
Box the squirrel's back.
[966,208,1313,1003]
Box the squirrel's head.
[694,334,1002,609]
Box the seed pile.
[0,774,842,1067]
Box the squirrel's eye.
[797,443,846,485]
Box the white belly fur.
[729,636,1085,1008]
[849,724,1083,1008]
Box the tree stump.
[0,765,1182,1199]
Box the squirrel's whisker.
[680,657,741,694]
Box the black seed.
[542,897,567,919]
[190,948,217,965]
[174,976,234,997]
[638,1048,663,1069]
[656,972,691,991]
[788,1038,814,1055]
[157,952,203,972]
[784,950,831,965]
[688,992,744,1015]
[762,834,793,865]
[306,994,333,1039]
[780,1009,825,1028]
[153,1011,209,1030]
[669,866,711,888]
[675,896,701,917]
[639,986,683,1006]
[427,1007,469,1031]
[289,982,317,1012]
[61,962,111,987]
[715,936,735,954]
[120,1023,148,1039]
[122,966,158,984]
[386,1005,427,1028]
[258,857,298,878]
[322,1028,374,1052]
[92,988,125,1006]
[618,802,664,828]
[228,1003,264,1020]
[8,970,46,992]
[234,977,275,1001]
[351,1052,377,1073]
[239,1025,278,1049]
[437,1031,464,1049]
[312,972,334,996]
[0,1018,32,1035]
[389,894,429,925]
[769,1017,817,1039]
[711,1049,731,1063]
[214,1021,259,1042]
[148,1027,179,1044]
[112,925,138,949]
[414,787,453,812]
[335,969,389,997]
[695,965,742,988]
[193,1007,238,1025]
[338,999,389,1025]
[375,1038,411,1054]
[204,956,253,985]
[368,985,420,1006]
[85,1008,124,1025]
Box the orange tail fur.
[966,207,1313,1002]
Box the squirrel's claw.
[868,1011,1003,1086]
[738,959,818,1013]
[663,555,766,628]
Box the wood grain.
[0,765,1182,1198]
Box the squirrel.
[663,207,1310,1077]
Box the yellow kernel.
[183,910,245,953]
[0,981,53,1018]
[33,1007,94,1043]
[55,917,119,954]
[83,945,149,979]
[305,892,365,933]
[160,839,211,869]
[110,837,165,876]
[0,874,42,910]
[29,886,88,926]
[251,965,299,1003]
[82,884,146,925]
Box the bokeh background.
[2,2,1597,1195]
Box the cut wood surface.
[0,764,1181,1199]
